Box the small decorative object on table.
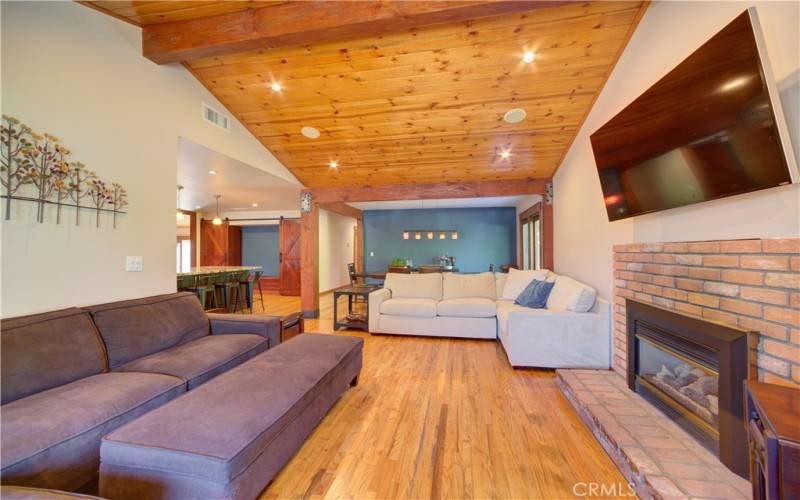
[745,380,799,500]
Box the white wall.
[319,209,356,292]
[1,2,298,316]
[553,1,800,301]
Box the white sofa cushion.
[437,298,497,318]
[546,275,597,312]
[499,268,551,300]
[380,298,438,318]
[442,272,496,300]
[495,272,507,298]
[384,273,442,300]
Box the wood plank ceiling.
[80,1,286,26]
[84,1,647,188]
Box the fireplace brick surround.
[612,238,799,387]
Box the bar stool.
[239,270,264,313]
[181,274,217,310]
[214,272,242,313]
[227,271,247,313]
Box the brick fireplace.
[613,238,799,387]
[557,238,797,497]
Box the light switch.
[125,256,143,272]
[369,251,374,257]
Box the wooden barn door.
[200,220,242,266]
[279,219,301,295]
[201,220,227,266]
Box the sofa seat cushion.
[437,298,497,318]
[1,372,184,491]
[114,334,268,390]
[496,300,529,335]
[380,298,438,318]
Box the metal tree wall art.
[1,115,128,228]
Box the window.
[519,204,543,270]
[177,237,192,273]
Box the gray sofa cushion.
[1,308,107,405]
[115,334,269,389]
[86,292,209,369]
[100,334,363,490]
[1,372,185,492]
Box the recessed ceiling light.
[195,205,201,209]
[523,51,536,63]
[329,160,338,169]
[503,108,527,124]
[301,126,320,139]
[270,82,282,92]
[208,169,218,175]
[251,203,259,208]
[500,150,511,159]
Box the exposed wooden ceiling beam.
[318,202,363,220]
[143,1,567,64]
[305,178,549,204]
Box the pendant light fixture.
[212,195,223,225]
[176,186,186,222]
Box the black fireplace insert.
[626,299,750,477]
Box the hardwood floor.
[252,292,628,499]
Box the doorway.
[519,203,543,270]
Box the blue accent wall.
[242,225,279,276]
[363,207,516,273]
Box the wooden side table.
[745,380,799,500]
[280,312,304,343]
[333,285,378,331]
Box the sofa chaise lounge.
[0,292,282,492]
[369,270,611,368]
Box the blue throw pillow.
[515,279,555,308]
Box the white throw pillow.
[442,272,496,299]
[500,268,551,300]
[384,273,443,300]
[546,275,596,312]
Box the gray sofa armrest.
[207,314,281,347]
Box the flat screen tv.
[591,9,797,222]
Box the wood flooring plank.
[251,292,631,499]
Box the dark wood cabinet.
[745,381,800,500]
[200,220,242,266]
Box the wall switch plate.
[125,256,143,272]
[369,251,374,257]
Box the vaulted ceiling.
[83,1,647,188]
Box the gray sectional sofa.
[0,292,281,492]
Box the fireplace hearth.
[626,299,750,477]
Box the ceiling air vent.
[201,103,230,132]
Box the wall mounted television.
[590,9,798,222]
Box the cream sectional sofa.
[368,271,611,368]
